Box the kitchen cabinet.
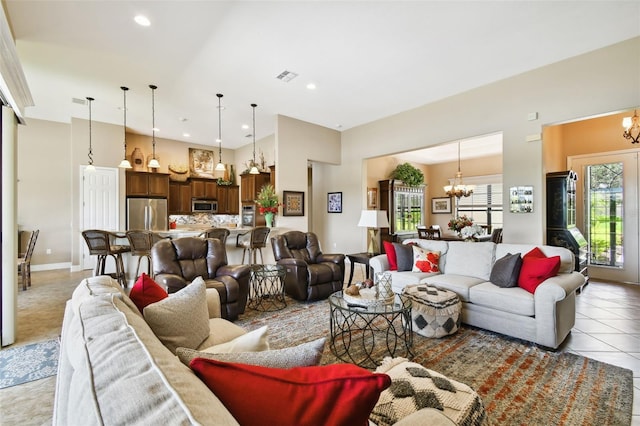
[191,178,218,199]
[126,171,169,197]
[217,185,239,214]
[240,172,271,202]
[168,181,192,214]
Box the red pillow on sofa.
[518,248,561,294]
[190,358,391,426]
[129,273,168,313]
[383,240,398,271]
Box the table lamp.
[357,210,390,255]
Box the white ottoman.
[403,285,461,338]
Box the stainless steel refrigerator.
[127,198,168,231]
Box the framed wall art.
[367,188,378,209]
[189,148,215,178]
[327,192,342,213]
[283,191,305,216]
[510,186,533,213]
[431,197,452,214]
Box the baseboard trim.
[31,262,72,272]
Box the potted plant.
[390,163,424,187]
[255,184,280,227]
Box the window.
[455,175,503,229]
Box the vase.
[265,212,274,227]
[375,272,394,303]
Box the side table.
[346,252,375,286]
[248,264,287,311]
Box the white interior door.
[569,151,640,284]
[80,166,119,271]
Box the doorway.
[569,151,639,284]
[79,166,119,271]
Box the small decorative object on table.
[255,184,280,227]
[168,164,189,182]
[375,272,394,303]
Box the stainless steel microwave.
[192,199,218,213]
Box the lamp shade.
[357,210,390,229]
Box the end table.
[346,252,375,286]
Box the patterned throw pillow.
[411,246,441,273]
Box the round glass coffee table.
[329,291,413,369]
[248,264,287,311]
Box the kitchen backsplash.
[170,213,240,227]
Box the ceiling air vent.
[276,70,298,82]
[72,97,87,105]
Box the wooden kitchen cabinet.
[240,172,271,202]
[126,171,169,197]
[168,181,192,214]
[191,178,218,199]
[217,185,239,214]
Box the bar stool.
[17,229,39,291]
[126,230,167,278]
[200,227,231,245]
[82,230,131,287]
[235,226,270,264]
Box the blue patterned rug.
[0,339,59,389]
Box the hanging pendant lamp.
[118,86,132,168]
[148,84,160,169]
[443,142,473,199]
[215,93,226,172]
[249,103,259,174]
[86,96,96,172]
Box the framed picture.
[431,197,452,214]
[367,188,378,209]
[510,186,534,213]
[327,192,342,213]
[189,148,215,178]
[283,191,305,216]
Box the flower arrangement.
[460,224,484,240]
[448,215,473,233]
[255,184,280,215]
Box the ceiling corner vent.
[276,70,298,82]
[72,97,87,105]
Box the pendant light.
[147,84,160,169]
[214,93,226,172]
[249,103,259,174]
[444,142,473,199]
[118,86,132,168]
[622,109,640,144]
[86,96,96,172]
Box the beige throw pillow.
[202,325,270,354]
[176,337,326,369]
[143,278,210,354]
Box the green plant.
[255,184,280,214]
[390,163,424,187]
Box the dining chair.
[417,226,440,240]
[126,230,167,278]
[235,226,271,264]
[82,230,131,287]
[17,229,39,291]
[201,227,231,245]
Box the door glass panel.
[586,162,623,267]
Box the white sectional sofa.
[370,240,586,349]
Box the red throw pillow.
[190,359,391,426]
[518,248,561,294]
[129,273,168,313]
[383,240,398,271]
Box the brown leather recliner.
[271,231,345,301]
[151,237,250,320]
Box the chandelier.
[444,142,474,198]
[622,110,639,144]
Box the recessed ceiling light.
[134,15,151,26]
[183,133,190,138]
[242,124,249,130]
[152,127,160,132]
[306,83,316,90]
[179,117,188,122]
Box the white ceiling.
[4,1,640,161]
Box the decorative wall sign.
[189,148,215,178]
[431,197,452,214]
[327,192,342,213]
[283,191,304,216]
[510,186,533,213]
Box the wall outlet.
[46,248,52,255]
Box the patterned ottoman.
[403,285,461,338]
[370,357,485,426]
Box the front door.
[570,151,640,284]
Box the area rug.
[0,339,59,389]
[236,298,633,426]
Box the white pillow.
[144,278,210,354]
[202,325,270,354]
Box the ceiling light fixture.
[215,93,226,172]
[306,83,316,90]
[118,86,132,169]
[86,96,95,172]
[134,15,150,26]
[444,142,474,200]
[622,109,640,144]
[148,84,160,169]
[249,103,259,175]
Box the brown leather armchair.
[151,237,250,320]
[271,231,345,301]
